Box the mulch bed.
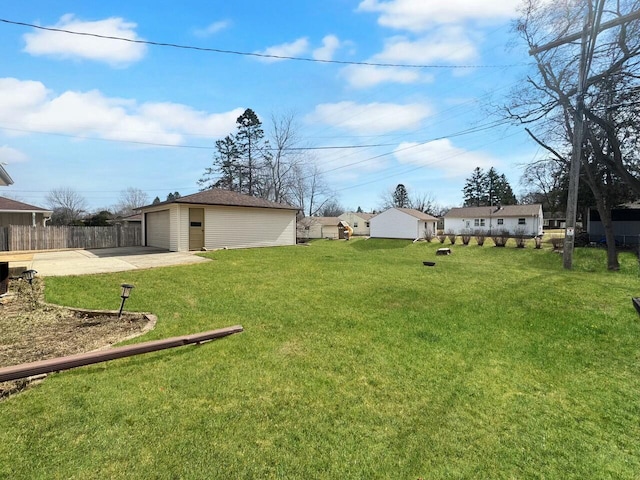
[0,278,154,399]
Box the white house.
[139,189,298,252]
[444,204,544,237]
[298,217,347,239]
[339,212,374,236]
[370,208,438,240]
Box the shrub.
[475,229,486,246]
[550,237,564,250]
[447,230,457,244]
[423,229,434,243]
[534,236,543,249]
[513,228,527,248]
[492,229,510,247]
[461,229,472,245]
[437,234,446,243]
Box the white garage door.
[145,210,170,249]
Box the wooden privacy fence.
[0,225,142,251]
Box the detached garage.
[140,189,298,252]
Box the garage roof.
[141,189,299,211]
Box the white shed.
[369,208,438,240]
[298,216,345,239]
[140,189,298,252]
[444,204,544,237]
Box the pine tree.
[463,167,488,206]
[392,184,410,208]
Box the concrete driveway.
[4,247,211,277]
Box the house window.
[497,218,504,225]
[190,222,202,227]
[518,218,526,225]
[365,222,370,227]
[353,222,358,228]
[474,218,485,227]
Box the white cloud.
[374,28,478,64]
[0,77,243,145]
[394,139,497,177]
[340,27,475,88]
[357,0,519,31]
[193,20,231,38]
[23,14,146,67]
[255,37,309,62]
[307,101,432,134]
[341,64,431,88]
[313,35,341,61]
[0,145,29,164]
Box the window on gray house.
[497,218,503,225]
[518,218,526,225]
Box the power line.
[0,125,398,151]
[0,17,529,70]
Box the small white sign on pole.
[566,227,575,236]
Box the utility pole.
[527,1,632,269]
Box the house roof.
[0,196,51,213]
[0,164,13,186]
[396,208,439,221]
[341,211,375,220]
[141,189,299,211]
[299,216,342,226]
[444,204,542,218]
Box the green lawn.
[1,238,639,479]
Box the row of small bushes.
[423,229,544,249]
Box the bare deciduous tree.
[115,187,149,216]
[46,187,88,225]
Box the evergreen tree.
[463,167,517,206]
[198,135,240,191]
[152,196,161,204]
[235,108,270,196]
[463,167,488,206]
[392,184,410,208]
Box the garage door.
[145,210,170,249]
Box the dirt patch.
[0,278,154,399]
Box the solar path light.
[22,269,37,286]
[118,283,135,319]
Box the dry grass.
[0,278,152,399]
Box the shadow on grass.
[349,238,413,251]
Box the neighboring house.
[0,164,13,186]
[369,208,438,240]
[0,196,52,227]
[543,211,566,229]
[139,189,298,251]
[444,204,544,237]
[298,217,348,239]
[587,204,640,246]
[339,212,375,236]
[115,213,142,225]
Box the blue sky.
[0,0,540,212]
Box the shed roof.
[444,204,542,218]
[141,189,299,211]
[0,196,51,213]
[395,208,438,221]
[299,216,342,226]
